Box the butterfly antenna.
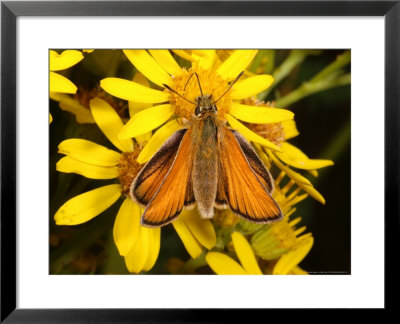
[183,72,205,96]
[214,71,244,104]
[193,73,204,97]
[163,84,196,105]
[183,73,195,93]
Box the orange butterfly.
[130,72,283,227]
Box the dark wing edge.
[139,128,195,227]
[216,127,283,224]
[230,129,275,193]
[130,129,187,207]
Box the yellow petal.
[277,142,334,170]
[54,184,121,225]
[127,74,154,144]
[273,236,314,275]
[129,73,153,117]
[226,114,282,152]
[307,169,319,177]
[118,104,174,140]
[268,153,312,186]
[137,119,182,164]
[206,252,247,275]
[217,50,258,80]
[299,183,326,205]
[172,218,203,259]
[229,103,294,124]
[49,50,83,71]
[100,78,169,103]
[149,50,182,76]
[284,193,309,210]
[49,72,77,94]
[231,75,274,99]
[90,97,133,152]
[113,198,141,256]
[124,225,150,273]
[180,209,216,250]
[135,133,153,147]
[142,227,161,271]
[231,232,262,274]
[56,156,119,179]
[192,50,216,70]
[50,93,95,124]
[172,50,197,62]
[123,50,172,87]
[58,138,121,166]
[281,119,299,140]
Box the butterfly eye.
[195,106,201,116]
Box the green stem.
[177,252,207,274]
[261,50,322,99]
[249,50,275,74]
[310,50,351,83]
[274,50,351,108]
[275,73,350,108]
[264,50,276,75]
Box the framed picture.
[1,0,396,321]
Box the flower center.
[168,66,232,121]
[75,86,127,117]
[241,98,286,145]
[118,145,144,197]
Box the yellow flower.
[249,171,314,274]
[54,97,216,273]
[100,49,295,163]
[50,71,148,125]
[272,236,313,275]
[49,50,92,122]
[241,99,334,204]
[49,50,83,94]
[206,168,314,275]
[206,232,262,275]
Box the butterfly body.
[192,112,220,219]
[130,93,283,227]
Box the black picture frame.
[1,0,398,321]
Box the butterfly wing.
[231,130,274,193]
[216,127,282,223]
[134,128,195,227]
[131,129,187,206]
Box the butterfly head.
[195,94,217,116]
[163,70,243,119]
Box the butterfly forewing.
[131,129,187,206]
[217,127,283,223]
[231,130,274,193]
[132,128,195,227]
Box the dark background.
[277,50,351,274]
